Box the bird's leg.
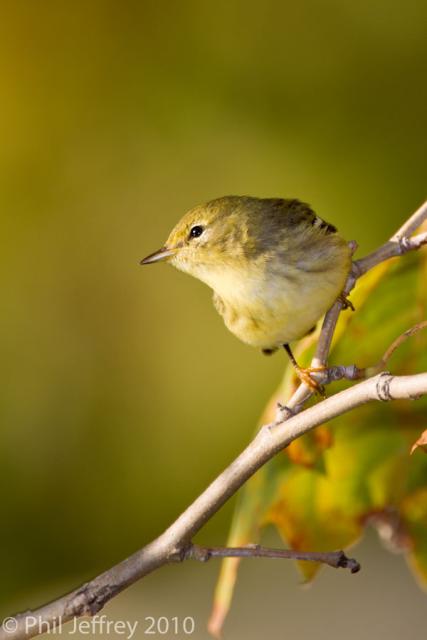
[283,343,326,396]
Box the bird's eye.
[189,225,204,239]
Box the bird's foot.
[338,293,355,311]
[293,364,327,397]
[283,343,327,396]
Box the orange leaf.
[287,425,333,469]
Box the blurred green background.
[1,0,426,637]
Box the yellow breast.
[207,261,349,348]
[172,240,351,349]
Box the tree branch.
[352,199,427,278]
[185,543,360,573]
[392,199,427,239]
[2,201,427,640]
[354,230,427,276]
[2,372,427,640]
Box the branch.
[353,199,427,277]
[354,230,427,276]
[186,543,360,573]
[2,200,427,640]
[367,320,427,376]
[2,372,427,640]
[392,199,427,239]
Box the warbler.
[141,196,352,386]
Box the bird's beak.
[140,246,176,265]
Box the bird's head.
[140,196,258,285]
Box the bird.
[141,195,352,390]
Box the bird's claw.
[294,365,327,397]
[338,293,355,311]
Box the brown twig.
[185,543,360,573]
[311,244,359,370]
[369,320,427,374]
[1,201,427,640]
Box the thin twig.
[354,231,427,276]
[303,320,427,385]
[311,246,359,370]
[392,200,427,239]
[185,543,360,573]
[368,320,427,376]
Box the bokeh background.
[1,1,426,638]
